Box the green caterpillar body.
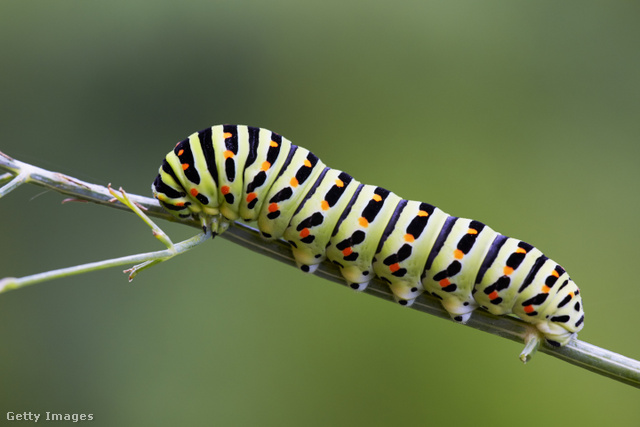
[153,124,584,347]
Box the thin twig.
[1,150,639,388]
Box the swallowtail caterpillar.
[153,124,585,349]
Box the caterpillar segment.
[283,169,360,273]
[422,218,498,323]
[239,128,292,222]
[325,185,403,292]
[209,125,252,221]
[153,124,585,347]
[373,201,448,306]
[257,147,326,240]
[474,239,543,317]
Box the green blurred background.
[1,1,639,426]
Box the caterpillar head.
[152,171,196,219]
[151,146,218,218]
[153,133,227,222]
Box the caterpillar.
[152,124,584,347]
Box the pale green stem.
[0,231,211,293]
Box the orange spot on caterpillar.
[439,278,451,288]
[175,202,185,207]
[467,228,478,235]
[488,290,499,300]
[177,149,184,156]
[270,140,278,147]
[223,150,234,159]
[190,188,199,196]
[335,179,344,187]
[372,194,382,202]
[299,228,310,238]
[303,159,312,167]
[515,247,527,254]
[551,270,560,278]
[268,203,279,213]
[181,163,189,170]
[321,200,330,210]
[389,263,401,273]
[404,234,415,242]
[342,247,353,256]
[290,177,299,187]
[417,210,429,217]
[261,161,271,171]
[223,132,233,139]
[569,292,575,298]
[358,217,369,227]
[524,305,535,313]
[503,266,514,275]
[246,192,257,203]
[542,285,550,293]
[221,186,230,195]
[453,249,464,259]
